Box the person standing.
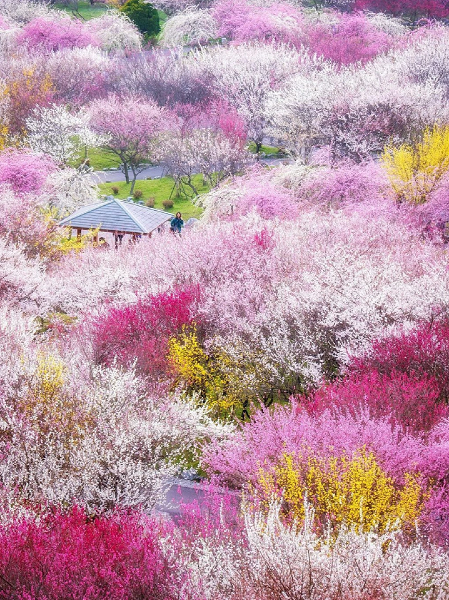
[170,212,184,235]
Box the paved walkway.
[91,158,292,185]
[92,165,166,184]
[155,478,207,519]
[154,477,239,520]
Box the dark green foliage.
[120,0,160,38]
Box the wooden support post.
[77,228,82,240]
[93,233,99,245]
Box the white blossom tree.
[27,104,102,166]
[161,8,218,47]
[196,43,307,153]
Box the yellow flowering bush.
[257,449,427,534]
[30,352,66,406]
[382,124,449,204]
[168,326,231,417]
[168,327,303,420]
[19,353,92,443]
[38,207,100,258]
[57,228,100,255]
[8,69,53,141]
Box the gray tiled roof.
[59,199,174,234]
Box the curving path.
[91,158,292,185]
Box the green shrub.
[111,186,119,195]
[120,0,160,38]
[163,199,174,209]
[146,197,155,207]
[133,189,143,199]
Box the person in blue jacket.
[170,212,184,234]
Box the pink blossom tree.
[197,168,299,221]
[46,47,111,106]
[158,101,250,195]
[0,187,57,259]
[304,12,395,66]
[89,95,169,193]
[213,0,304,46]
[118,49,215,108]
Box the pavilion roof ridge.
[113,198,146,233]
[118,198,176,217]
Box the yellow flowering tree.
[36,206,99,258]
[382,124,449,204]
[257,449,427,534]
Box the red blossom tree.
[90,286,200,378]
[304,370,447,432]
[0,507,178,599]
[349,319,449,404]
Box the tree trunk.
[123,162,130,184]
[184,175,199,197]
[129,164,137,195]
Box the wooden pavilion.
[59,198,174,243]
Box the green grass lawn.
[98,176,206,220]
[247,143,281,156]
[70,147,121,171]
[158,9,168,27]
[54,1,109,20]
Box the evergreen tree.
[120,0,160,38]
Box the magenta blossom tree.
[17,15,100,53]
[354,0,449,19]
[0,149,56,195]
[0,507,179,599]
